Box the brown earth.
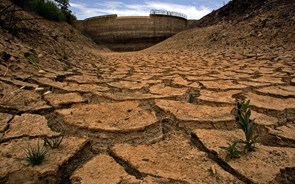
[0,0,294,183]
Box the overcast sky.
[69,0,230,20]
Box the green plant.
[43,135,63,149]
[35,1,65,21]
[220,142,242,159]
[11,0,76,24]
[24,142,49,166]
[236,100,257,153]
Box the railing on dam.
[150,9,187,19]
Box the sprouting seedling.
[220,142,242,160]
[24,141,49,166]
[236,100,257,153]
[43,135,63,149]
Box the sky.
[69,0,230,20]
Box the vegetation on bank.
[11,0,76,24]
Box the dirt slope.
[147,0,295,58]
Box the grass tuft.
[220,142,242,160]
[24,142,49,166]
[43,135,63,149]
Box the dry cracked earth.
[1,46,295,184]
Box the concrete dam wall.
[75,13,189,51]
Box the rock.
[71,154,139,184]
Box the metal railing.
[150,9,187,19]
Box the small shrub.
[236,100,257,153]
[11,0,76,24]
[24,52,39,68]
[220,142,242,160]
[34,1,64,22]
[62,9,77,24]
[43,135,63,149]
[220,100,257,159]
[24,142,49,166]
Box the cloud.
[70,0,211,20]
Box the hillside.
[0,0,108,75]
[1,0,295,183]
[147,0,295,58]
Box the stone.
[3,114,59,140]
[155,100,234,122]
[198,90,241,103]
[245,92,295,111]
[56,101,158,132]
[111,135,241,183]
[71,154,139,184]
[193,129,295,184]
[44,92,86,107]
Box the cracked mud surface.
[1,49,294,183]
[1,0,295,183]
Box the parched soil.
[0,0,295,183]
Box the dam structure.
[74,10,193,51]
